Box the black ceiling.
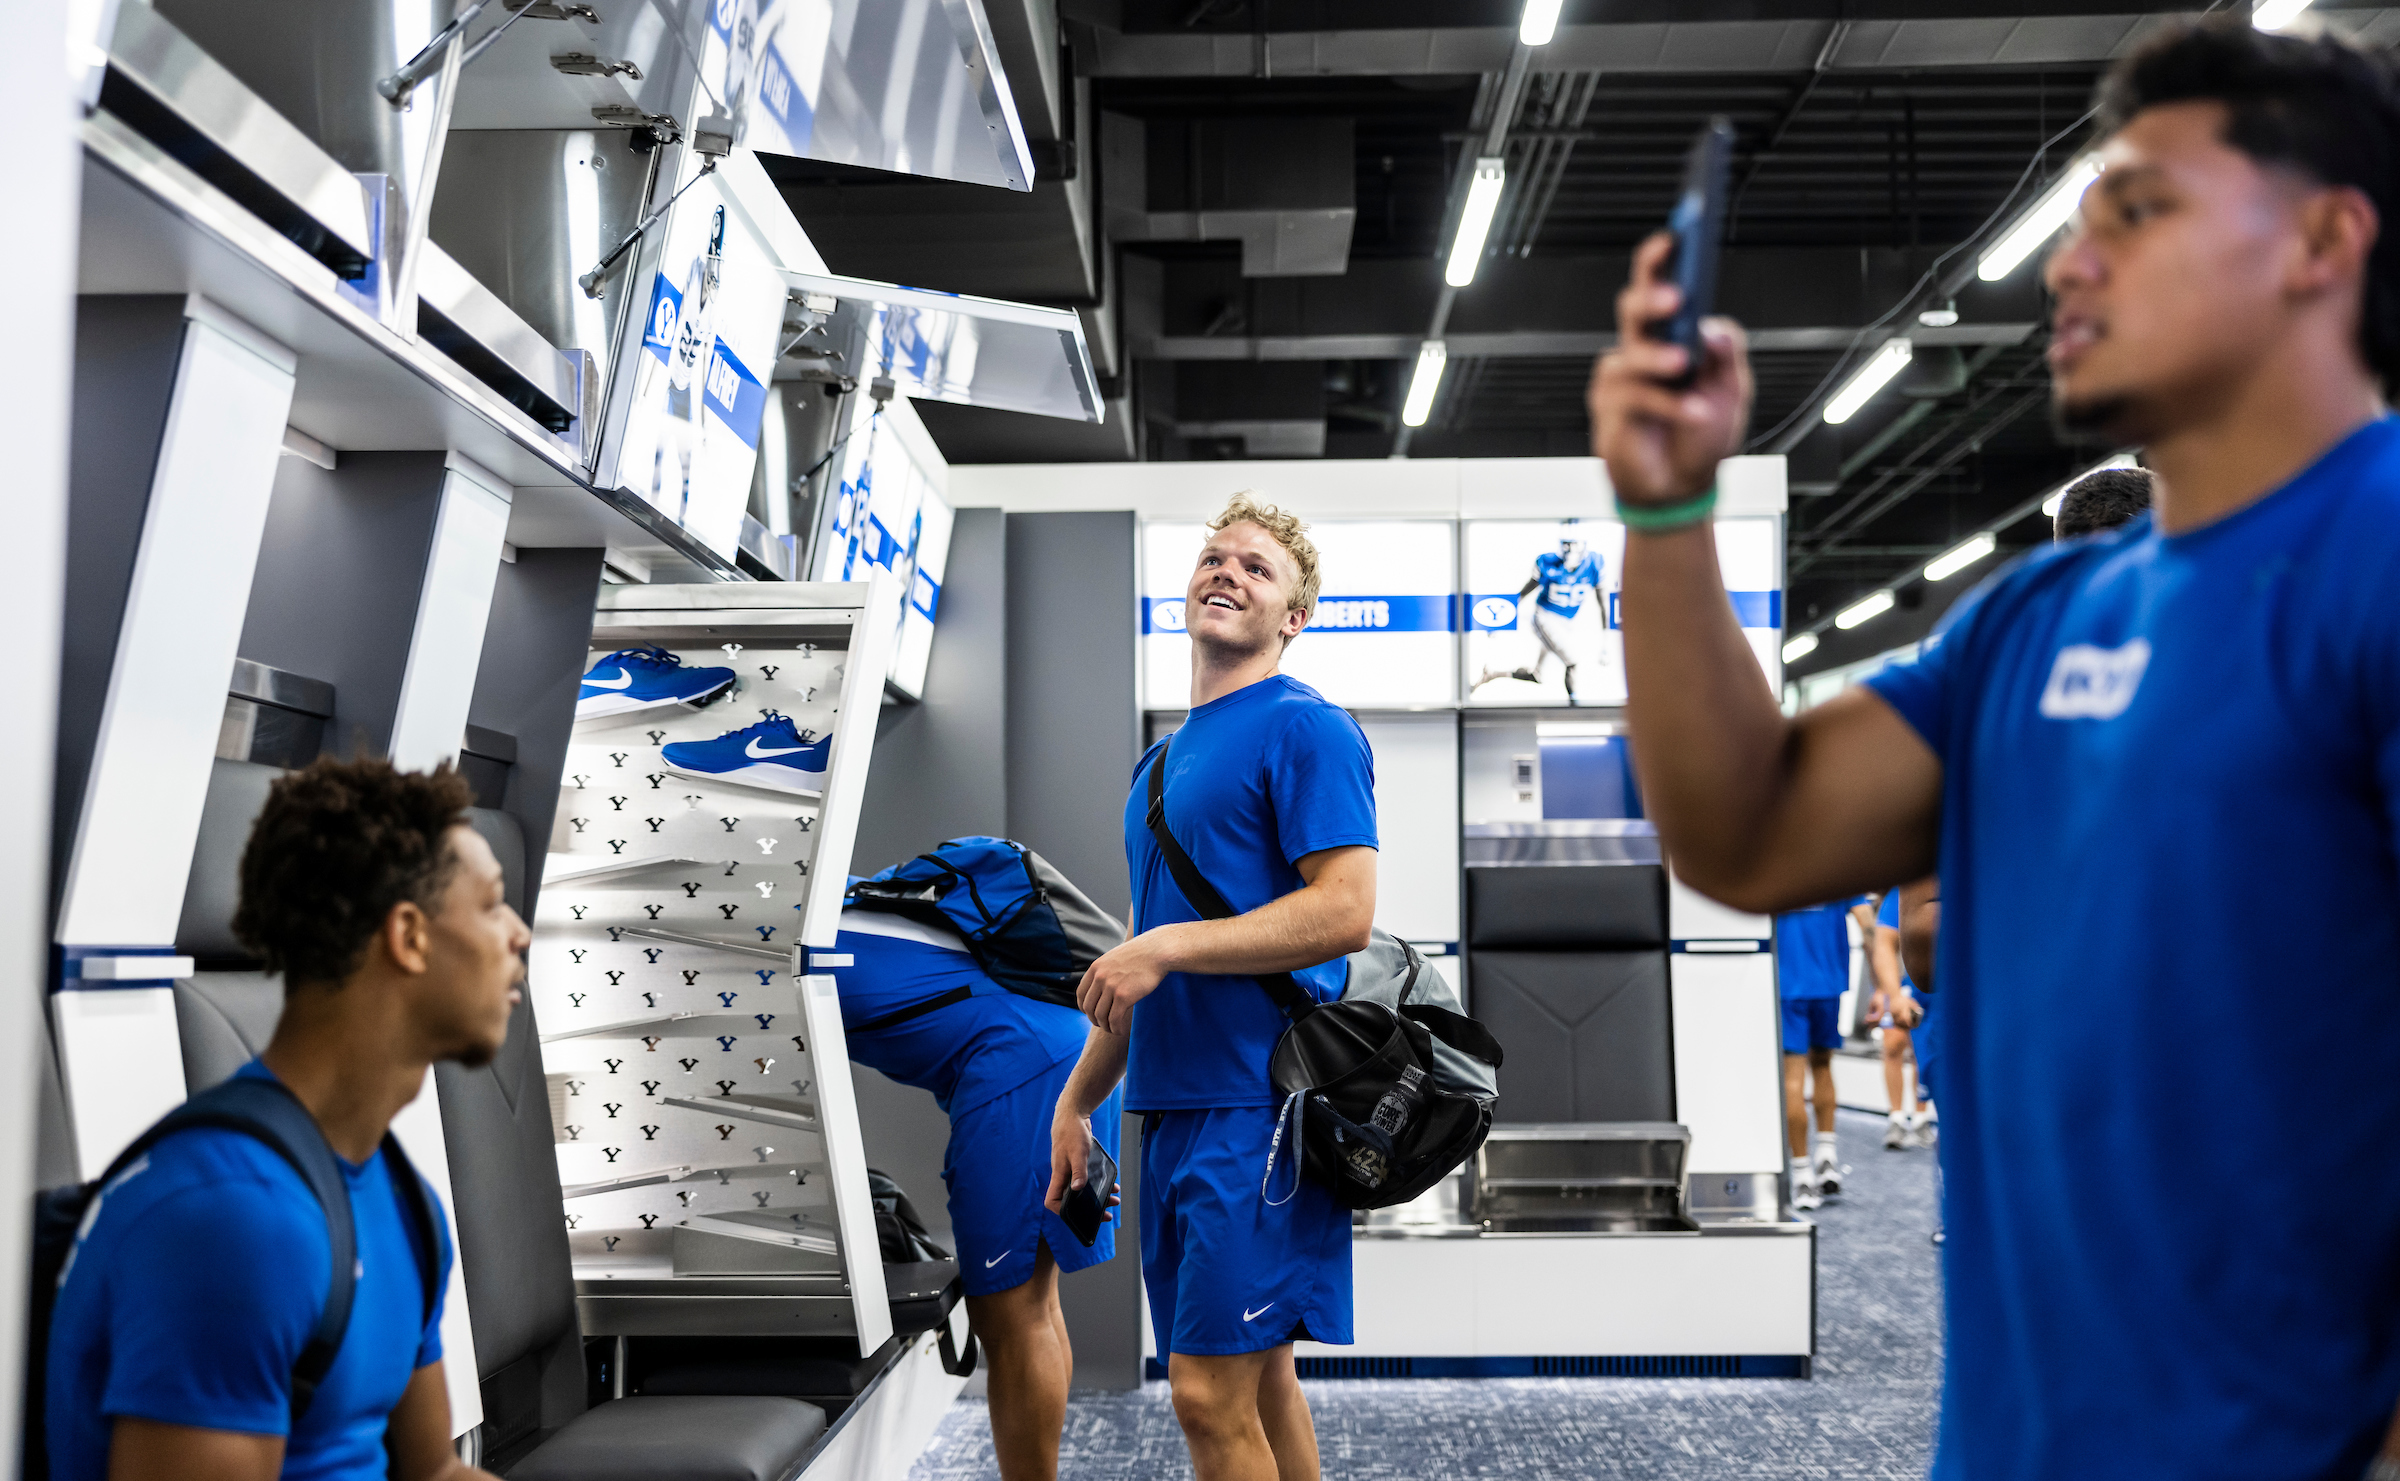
[772,2,2399,677]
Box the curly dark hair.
[2055,465,2155,540]
[232,757,475,990]
[2097,19,2400,394]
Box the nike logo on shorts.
[1242,1302,1275,1322]
[985,1253,1010,1268]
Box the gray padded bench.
[171,755,829,1480]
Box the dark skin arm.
[107,1363,496,1481]
[1591,232,1944,912]
[1898,876,1940,992]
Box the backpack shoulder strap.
[1143,739,1316,1018]
[123,1076,358,1427]
[377,1132,443,1332]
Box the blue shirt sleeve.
[1877,890,1900,929]
[1268,703,1379,866]
[99,1179,327,1435]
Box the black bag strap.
[1400,1004,1506,1068]
[376,1130,442,1334]
[97,1076,361,1425]
[1144,739,1317,1019]
[850,984,975,1035]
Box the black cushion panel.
[468,806,528,917]
[506,1396,828,1481]
[176,759,282,962]
[1466,864,1666,950]
[174,971,283,1091]
[1474,950,1674,1123]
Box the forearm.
[1620,523,1805,899]
[1139,882,1370,979]
[1056,1028,1130,1121]
[1868,931,1903,999]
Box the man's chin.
[2051,388,2141,443]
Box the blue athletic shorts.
[1780,997,1843,1054]
[943,1063,1122,1298]
[1140,1105,1353,1357]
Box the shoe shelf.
[532,579,902,1350]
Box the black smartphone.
[1060,1140,1119,1248]
[1646,116,1736,386]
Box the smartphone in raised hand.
[1646,117,1736,387]
[1059,1139,1118,1248]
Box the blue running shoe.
[661,711,831,796]
[578,647,736,719]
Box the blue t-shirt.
[47,1062,451,1481]
[1123,675,1378,1110]
[832,910,1089,1116]
[1773,896,1863,1001]
[1863,416,2400,1480]
[1532,550,1605,619]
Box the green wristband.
[1617,485,1717,532]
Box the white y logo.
[2039,639,2152,721]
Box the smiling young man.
[46,758,525,1481]
[1589,20,2400,1480]
[1047,495,1376,1481]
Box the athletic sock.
[1790,1155,1812,1182]
[1887,1109,1907,1125]
[1813,1133,1839,1167]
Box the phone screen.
[1647,117,1736,386]
[1061,1141,1119,1248]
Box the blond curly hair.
[1208,493,1322,634]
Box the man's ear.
[2294,185,2379,296]
[1282,606,1308,641]
[380,899,433,976]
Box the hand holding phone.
[1059,1139,1119,1248]
[1644,117,1735,387]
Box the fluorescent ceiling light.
[1917,300,1958,328]
[2253,0,2316,27]
[1978,155,2102,281]
[1519,0,1563,45]
[1924,531,1997,582]
[1822,338,1912,425]
[1836,590,1895,630]
[1782,632,1820,663]
[1402,340,1448,428]
[1445,157,1507,288]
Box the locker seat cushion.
[174,971,283,1091]
[177,759,283,964]
[1467,864,1666,950]
[505,1395,828,1481]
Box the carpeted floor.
[908,1108,1944,1480]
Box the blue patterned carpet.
[909,1109,1943,1479]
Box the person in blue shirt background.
[827,902,1122,1481]
[1866,888,1932,1151]
[48,758,520,1481]
[1773,896,1875,1209]
[1596,19,2400,1478]
[1049,494,1377,1481]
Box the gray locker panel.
[1474,950,1675,1125]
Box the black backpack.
[844,837,1124,1013]
[1144,740,1504,1210]
[23,1074,439,1480]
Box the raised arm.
[1592,234,1943,911]
[1074,845,1375,1037]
